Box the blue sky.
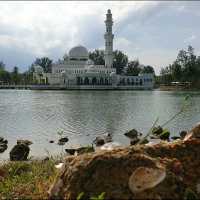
[0,1,199,74]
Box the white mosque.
[33,9,154,90]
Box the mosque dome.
[69,45,89,60]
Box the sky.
[0,1,200,74]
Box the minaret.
[104,9,114,68]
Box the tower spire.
[104,9,114,68]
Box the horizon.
[0,1,200,75]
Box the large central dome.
[69,45,89,60]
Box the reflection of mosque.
[33,9,154,90]
[58,91,127,144]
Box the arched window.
[92,77,97,85]
[84,77,89,85]
[100,77,104,85]
[105,78,109,85]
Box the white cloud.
[0,1,199,73]
[184,34,196,44]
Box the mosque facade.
[33,9,154,90]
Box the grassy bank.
[0,160,58,199]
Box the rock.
[0,144,7,153]
[0,138,8,153]
[139,138,149,144]
[128,165,166,193]
[159,130,170,140]
[130,138,140,145]
[100,142,122,151]
[58,137,69,145]
[49,137,200,199]
[59,137,69,143]
[184,123,200,141]
[0,137,4,142]
[93,136,105,146]
[76,146,94,155]
[9,144,30,161]
[179,131,187,139]
[55,163,64,169]
[17,139,33,146]
[124,129,138,139]
[152,126,163,135]
[171,136,181,140]
[65,148,76,155]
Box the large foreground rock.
[49,128,200,199]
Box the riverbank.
[1,123,200,199]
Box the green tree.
[126,60,141,76]
[113,50,128,74]
[33,57,52,73]
[11,66,20,85]
[0,61,5,71]
[142,65,155,74]
[89,50,105,65]
[171,62,182,81]
[0,70,11,84]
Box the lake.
[0,89,200,160]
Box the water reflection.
[0,90,200,159]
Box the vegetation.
[89,49,155,75]
[159,45,200,88]
[0,160,58,199]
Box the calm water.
[0,89,200,160]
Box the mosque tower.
[104,9,114,68]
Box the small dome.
[69,45,89,60]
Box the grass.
[0,159,58,199]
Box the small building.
[33,9,154,90]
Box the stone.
[93,137,105,146]
[0,144,7,153]
[9,144,30,161]
[0,137,4,142]
[49,138,200,199]
[0,138,8,153]
[124,129,138,139]
[152,126,163,135]
[184,123,200,141]
[58,137,69,145]
[159,130,170,140]
[130,138,140,145]
[171,136,181,140]
[100,142,122,151]
[179,131,187,139]
[65,148,76,155]
[128,165,166,193]
[76,146,94,155]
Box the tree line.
[0,49,155,85]
[89,49,155,75]
[0,57,53,85]
[159,45,200,87]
